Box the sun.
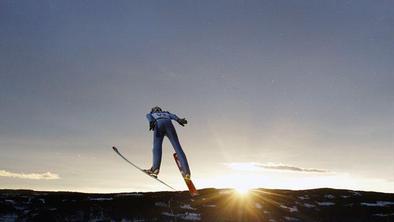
[234,184,251,196]
[235,187,250,195]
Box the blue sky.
[0,0,393,193]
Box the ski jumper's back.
[146,111,191,176]
[147,111,178,122]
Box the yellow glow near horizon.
[234,186,250,195]
[194,169,394,195]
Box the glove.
[149,120,156,131]
[177,118,188,126]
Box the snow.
[284,216,300,221]
[288,206,298,212]
[316,202,335,206]
[162,212,174,217]
[181,212,201,221]
[155,202,168,207]
[297,195,309,200]
[280,204,298,212]
[25,197,32,204]
[127,219,145,222]
[324,194,335,199]
[180,204,196,210]
[0,214,18,222]
[162,212,201,221]
[120,219,136,222]
[303,203,316,208]
[255,203,262,209]
[14,205,26,210]
[374,213,394,217]
[361,201,394,207]
[88,197,113,201]
[349,191,362,196]
[5,199,16,204]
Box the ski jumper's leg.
[165,121,191,176]
[152,126,164,171]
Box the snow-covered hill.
[0,188,393,221]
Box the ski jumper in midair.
[144,106,191,179]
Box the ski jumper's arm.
[146,113,154,122]
[168,112,187,126]
[146,113,156,130]
[168,112,180,121]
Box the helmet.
[151,106,162,113]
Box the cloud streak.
[258,164,328,173]
[0,170,60,180]
[225,162,329,173]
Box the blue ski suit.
[146,111,191,176]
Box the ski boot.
[143,168,159,178]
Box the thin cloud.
[225,162,329,173]
[258,164,328,173]
[0,170,60,180]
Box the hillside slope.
[1,188,393,221]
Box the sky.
[0,0,393,193]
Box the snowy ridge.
[0,188,393,221]
[360,201,394,207]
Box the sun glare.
[235,186,250,195]
[233,182,253,196]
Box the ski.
[173,153,199,197]
[112,146,176,191]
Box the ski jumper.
[146,111,191,176]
